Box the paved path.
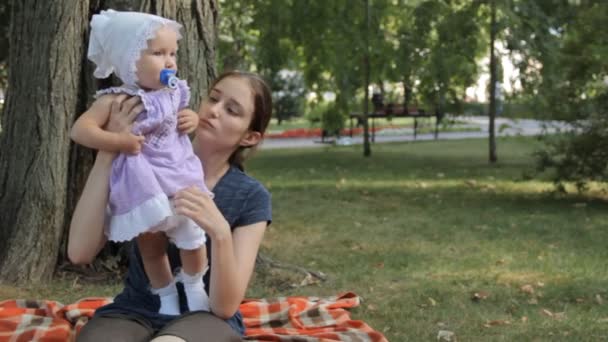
[260,116,570,150]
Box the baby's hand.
[119,132,145,155]
[178,109,199,134]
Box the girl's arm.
[70,95,144,154]
[67,151,113,264]
[68,95,144,264]
[174,187,268,318]
[209,221,267,318]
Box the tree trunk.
[488,0,498,163]
[1,0,218,284]
[121,0,218,109]
[362,0,371,157]
[0,0,89,283]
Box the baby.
[70,10,210,316]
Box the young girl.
[70,9,210,316]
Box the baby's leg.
[165,218,210,312]
[137,233,180,315]
[180,247,208,275]
[179,246,210,312]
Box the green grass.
[3,137,608,341]
[245,137,608,341]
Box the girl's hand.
[107,94,145,154]
[119,133,146,155]
[106,94,144,133]
[174,186,231,240]
[177,109,199,134]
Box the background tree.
[0,0,89,283]
[216,0,256,71]
[272,71,306,125]
[529,1,608,188]
[0,0,218,284]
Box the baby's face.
[135,25,178,90]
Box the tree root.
[256,253,327,288]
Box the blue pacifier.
[160,69,179,89]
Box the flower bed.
[266,126,386,139]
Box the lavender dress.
[98,80,211,249]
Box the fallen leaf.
[71,276,82,289]
[297,273,319,287]
[553,312,566,320]
[597,317,608,323]
[520,284,535,294]
[483,320,511,328]
[465,179,477,187]
[536,281,545,287]
[596,294,604,305]
[436,322,448,329]
[471,291,490,302]
[541,308,554,317]
[521,316,528,323]
[575,298,585,304]
[495,259,506,265]
[374,262,384,269]
[367,304,377,311]
[437,330,456,341]
[528,298,539,305]
[428,297,437,306]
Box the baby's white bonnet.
[87,9,182,87]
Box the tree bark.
[1,0,218,284]
[0,0,89,283]
[488,0,498,163]
[362,0,371,157]
[123,0,218,109]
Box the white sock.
[180,268,210,312]
[150,281,180,315]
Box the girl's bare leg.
[137,233,180,315]
[179,246,210,312]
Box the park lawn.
[246,136,608,341]
[2,136,607,341]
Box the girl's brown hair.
[209,70,272,170]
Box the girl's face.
[195,76,261,153]
[135,26,178,90]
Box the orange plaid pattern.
[241,292,387,342]
[0,298,111,342]
[0,292,386,342]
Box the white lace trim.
[106,193,206,249]
[95,86,156,114]
[106,193,173,242]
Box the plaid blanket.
[0,292,386,342]
[0,297,108,342]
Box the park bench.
[348,93,443,141]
